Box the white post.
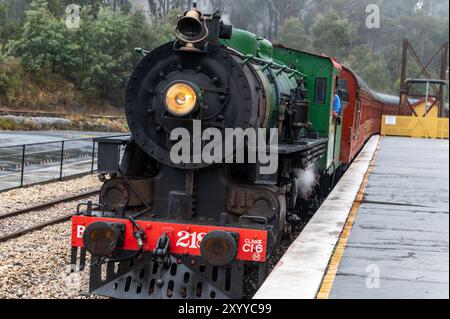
[425,81,430,114]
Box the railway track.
[0,190,99,243]
[0,109,125,121]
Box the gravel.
[0,175,102,299]
[0,175,102,216]
[0,221,96,299]
[0,196,97,239]
[243,210,317,299]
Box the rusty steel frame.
[400,39,449,118]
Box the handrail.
[0,134,129,191]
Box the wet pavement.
[0,131,128,191]
[0,158,97,190]
[0,131,119,148]
[329,137,449,299]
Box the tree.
[62,0,126,14]
[1,0,448,108]
[346,45,392,93]
[0,44,23,103]
[47,0,65,17]
[70,6,133,98]
[311,10,352,59]
[13,0,76,72]
[0,0,22,43]
[275,17,310,51]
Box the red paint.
[71,216,268,263]
[339,66,399,164]
[331,58,343,71]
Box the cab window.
[315,78,327,104]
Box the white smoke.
[294,165,318,198]
[220,13,231,25]
[196,0,213,12]
[197,0,232,24]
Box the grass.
[0,59,127,132]
[0,115,128,132]
[0,59,123,117]
[0,117,19,130]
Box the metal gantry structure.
[399,39,449,118]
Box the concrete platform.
[327,137,449,299]
[255,136,380,299]
[255,136,449,299]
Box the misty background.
[0,0,448,113]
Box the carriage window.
[338,79,347,91]
[337,79,350,103]
[315,78,327,104]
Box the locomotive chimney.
[174,4,233,52]
[175,5,209,51]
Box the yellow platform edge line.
[316,138,382,299]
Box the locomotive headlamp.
[164,82,200,117]
[200,231,238,267]
[83,222,124,257]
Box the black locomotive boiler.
[71,7,327,299]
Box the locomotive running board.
[87,253,244,299]
[277,138,328,155]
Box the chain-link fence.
[0,135,129,192]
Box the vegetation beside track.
[0,113,127,132]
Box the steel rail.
[0,190,99,221]
[0,190,100,243]
[0,214,75,243]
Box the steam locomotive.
[70,6,399,299]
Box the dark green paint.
[221,29,343,172]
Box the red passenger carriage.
[339,66,400,164]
